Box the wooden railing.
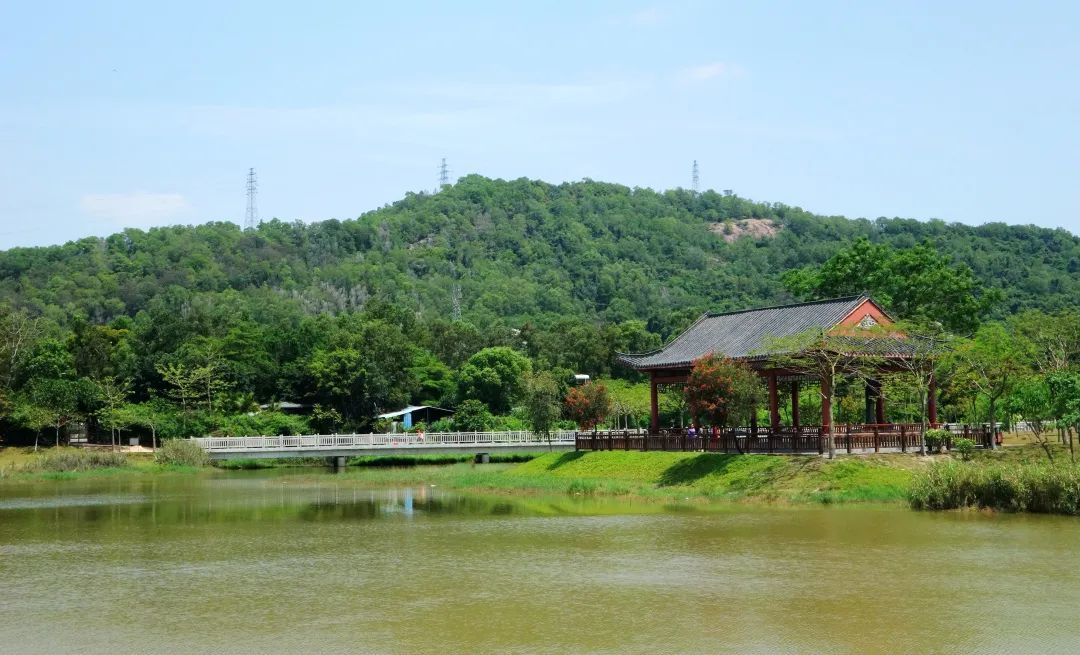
[574,424,994,454]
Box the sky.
[1,1,1078,249]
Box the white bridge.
[192,430,578,460]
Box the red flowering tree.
[565,382,612,432]
[684,354,764,432]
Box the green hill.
[3,175,1077,332]
[0,175,1077,426]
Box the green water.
[1,470,1079,654]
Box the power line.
[245,168,259,229]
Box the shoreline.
[3,444,1077,514]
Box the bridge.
[192,430,578,461]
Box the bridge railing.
[193,430,579,452]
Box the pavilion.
[616,296,938,437]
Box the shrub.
[27,449,129,472]
[953,438,976,460]
[923,428,950,453]
[155,439,211,467]
[909,461,1080,514]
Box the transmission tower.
[691,160,700,193]
[438,157,450,189]
[244,168,259,229]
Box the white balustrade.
[192,430,578,453]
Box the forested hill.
[1,175,1078,336]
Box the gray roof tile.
[618,296,881,369]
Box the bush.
[155,439,211,467]
[909,461,1080,514]
[27,449,129,472]
[924,428,950,453]
[953,438,976,460]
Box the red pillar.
[790,381,800,429]
[928,373,938,426]
[768,372,780,432]
[649,373,659,434]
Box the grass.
[909,460,1080,514]
[478,450,924,503]
[8,440,1078,514]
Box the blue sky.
[1,1,1078,249]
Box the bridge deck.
[193,431,577,460]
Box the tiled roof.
[617,296,886,370]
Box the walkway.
[192,430,577,460]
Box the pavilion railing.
[574,424,994,454]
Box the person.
[417,428,425,443]
[687,424,696,449]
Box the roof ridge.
[704,295,866,318]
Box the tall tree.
[947,323,1029,449]
[766,329,875,459]
[521,371,562,446]
[456,347,532,414]
[783,238,999,333]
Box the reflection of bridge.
[192,431,577,460]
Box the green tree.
[27,378,81,448]
[95,376,132,448]
[766,329,875,459]
[520,371,561,445]
[948,323,1030,450]
[1005,376,1056,462]
[784,238,998,333]
[451,399,493,432]
[456,347,532,414]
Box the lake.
[1,469,1078,654]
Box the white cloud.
[679,62,746,83]
[80,192,189,225]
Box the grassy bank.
[316,450,923,504]
[7,443,1078,513]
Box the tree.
[156,361,201,414]
[1004,376,1055,462]
[870,320,952,455]
[565,382,611,432]
[521,371,561,446]
[1010,309,1080,444]
[27,378,81,448]
[0,305,39,390]
[783,238,998,333]
[451,399,493,432]
[948,323,1029,450]
[456,347,532,414]
[684,355,764,452]
[121,399,171,450]
[95,377,132,448]
[12,397,52,452]
[766,329,873,459]
[305,318,416,426]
